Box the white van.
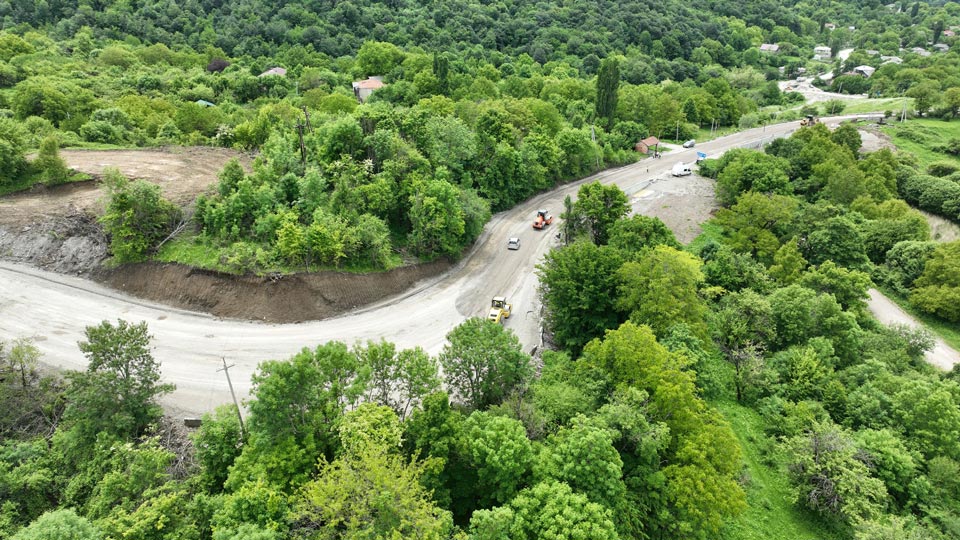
[671,162,692,177]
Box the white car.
[682,139,696,148]
[507,237,521,250]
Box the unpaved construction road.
[1,118,952,415]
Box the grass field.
[715,400,846,540]
[836,97,910,116]
[881,118,960,167]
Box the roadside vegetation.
[3,1,960,539]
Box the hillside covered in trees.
[3,0,960,539]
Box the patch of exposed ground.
[858,127,896,153]
[0,147,253,275]
[630,172,717,244]
[95,259,453,323]
[1,147,455,322]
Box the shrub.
[35,135,70,186]
[820,99,846,115]
[79,120,122,144]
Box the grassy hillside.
[715,400,846,540]
[882,118,960,167]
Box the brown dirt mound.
[95,259,452,323]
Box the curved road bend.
[4,116,937,415]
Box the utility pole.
[218,357,246,443]
[296,121,306,165]
[675,119,679,141]
[302,106,312,132]
[901,98,908,123]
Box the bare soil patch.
[95,259,453,323]
[630,172,717,244]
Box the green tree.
[769,237,807,285]
[34,135,70,186]
[799,261,872,312]
[356,40,407,77]
[191,404,244,493]
[714,192,798,265]
[785,422,888,524]
[65,319,173,439]
[408,178,466,258]
[572,181,629,245]
[911,240,960,322]
[608,214,679,257]
[99,169,181,263]
[0,337,61,440]
[830,123,862,157]
[337,403,404,457]
[854,429,919,507]
[537,241,624,355]
[943,87,960,119]
[356,340,440,419]
[293,439,452,540]
[534,416,626,511]
[616,245,708,339]
[438,318,531,410]
[463,412,533,506]
[581,322,746,537]
[595,57,620,130]
[715,150,792,205]
[711,290,775,402]
[892,379,960,460]
[0,116,27,185]
[804,216,870,269]
[229,341,370,490]
[768,284,862,364]
[469,481,618,540]
[906,80,940,117]
[11,509,102,540]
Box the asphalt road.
[4,117,939,415]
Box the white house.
[814,46,832,60]
[352,76,386,103]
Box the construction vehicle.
[800,114,819,126]
[532,209,554,229]
[488,296,512,324]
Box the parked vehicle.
[532,209,554,229]
[671,162,693,177]
[682,139,696,148]
[488,296,512,323]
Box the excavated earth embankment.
[94,260,452,323]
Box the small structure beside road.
[635,136,661,154]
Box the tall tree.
[572,181,629,245]
[616,245,708,339]
[537,241,624,355]
[595,57,620,130]
[438,318,530,410]
[66,320,173,440]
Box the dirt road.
[866,290,960,370]
[4,117,950,415]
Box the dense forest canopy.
[3,0,960,539]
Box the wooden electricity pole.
[296,121,306,165]
[218,357,246,443]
